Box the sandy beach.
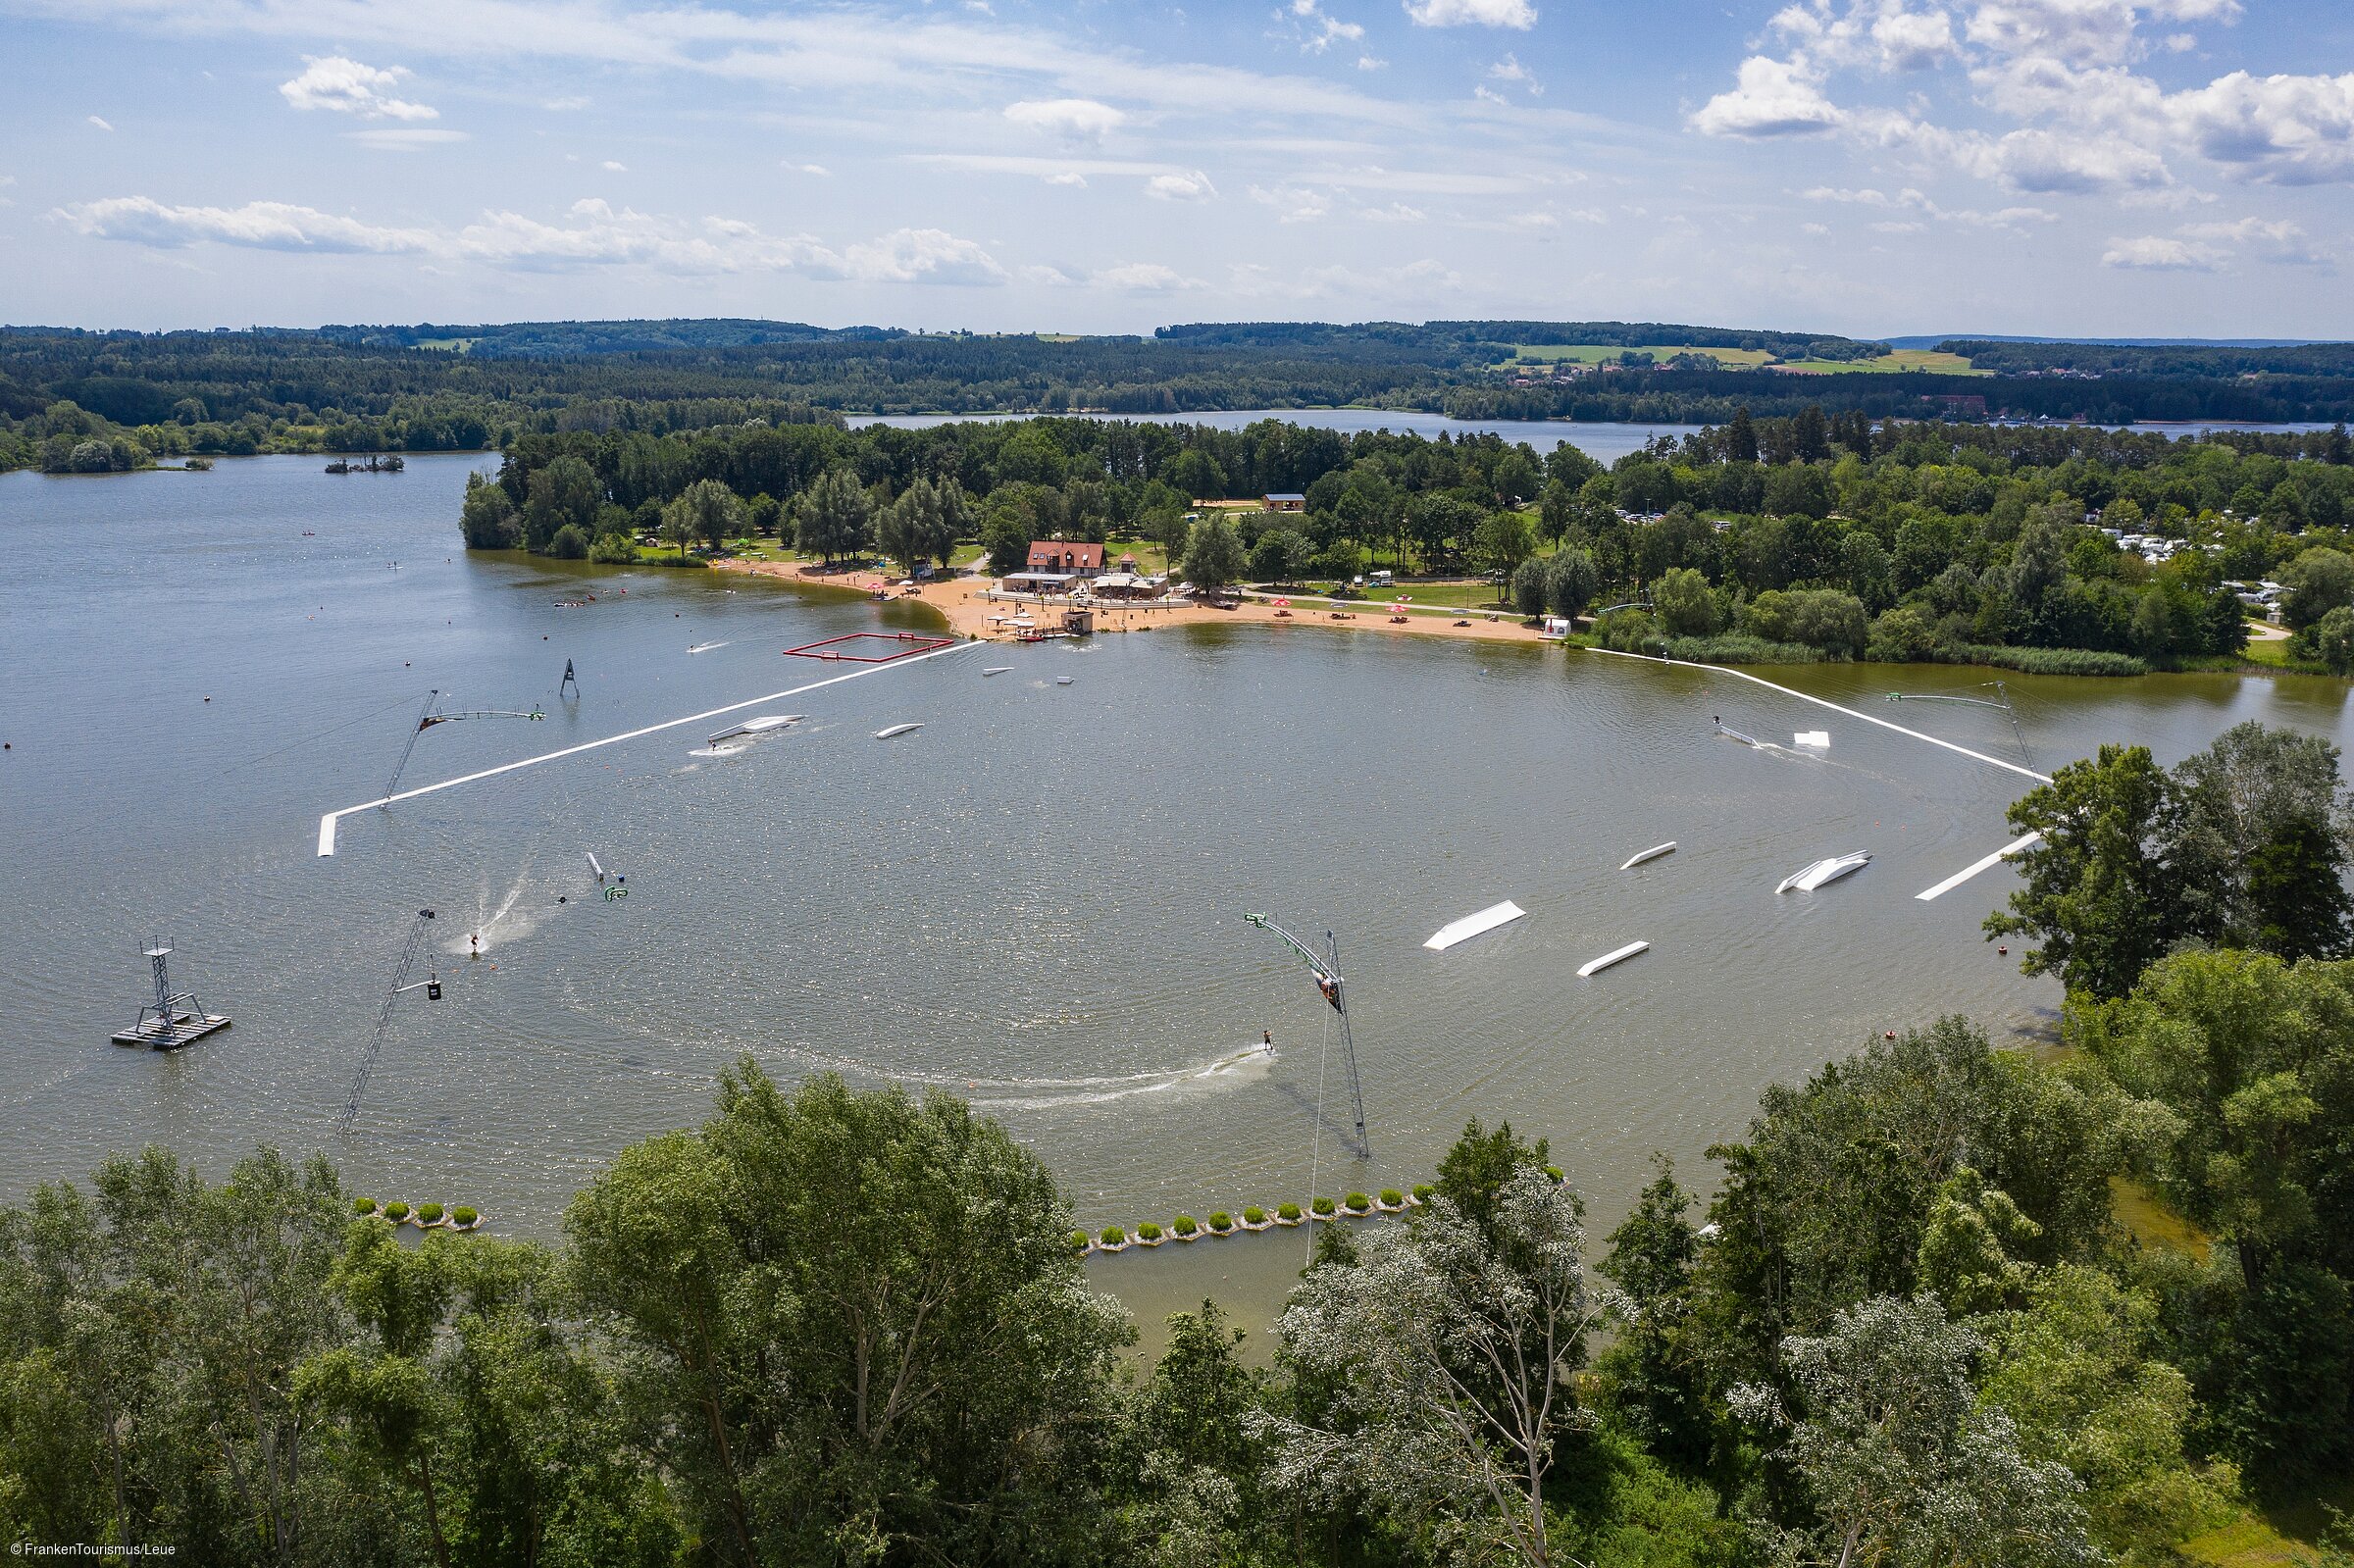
[711,559,1561,647]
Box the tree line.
[12,839,2354,1563]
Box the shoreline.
[711,558,1561,647]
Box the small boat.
[1055,676,1074,685]
[707,714,800,743]
[983,666,1013,676]
[1619,841,1676,871]
[874,722,924,739]
[1578,940,1650,978]
[1776,851,1872,894]
[1424,900,1527,951]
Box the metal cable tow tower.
[337,909,441,1135]
[1245,913,1368,1156]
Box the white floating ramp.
[874,722,925,739]
[1915,832,2043,901]
[983,667,1013,676]
[1794,730,1830,750]
[1776,851,1872,894]
[1424,900,1527,951]
[1578,940,1650,978]
[707,714,800,743]
[1619,841,1676,871]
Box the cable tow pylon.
[1245,913,1369,1157]
[382,690,547,804]
[337,909,442,1136]
[1886,681,2034,772]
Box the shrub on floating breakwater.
[1344,1191,1371,1213]
[1243,1206,1265,1226]
[1277,1203,1303,1224]
[1544,1165,1564,1183]
[1207,1211,1232,1233]
[418,1202,445,1227]
[1100,1226,1127,1247]
[1412,1184,1434,1203]
[1136,1222,1164,1243]
[451,1207,478,1229]
[383,1201,410,1223]
[1311,1196,1335,1218]
[353,1197,379,1216]
[1378,1189,1405,1210]
[1173,1215,1198,1238]
[1070,1230,1090,1253]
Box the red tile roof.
[1028,540,1105,571]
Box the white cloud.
[57,196,437,254]
[2165,70,2354,184]
[543,96,589,111]
[279,56,436,120]
[1018,262,1082,285]
[344,127,470,151]
[1146,170,1218,201]
[1488,53,1540,93]
[87,116,113,131]
[1250,182,1332,221]
[1871,8,1958,70]
[1046,171,1087,186]
[2180,215,2329,264]
[1691,57,1845,137]
[57,193,1009,282]
[1358,54,1388,70]
[1292,0,1366,52]
[1360,201,1427,221]
[1003,97,1125,146]
[1404,0,1536,26]
[784,161,832,176]
[1802,220,1832,233]
[1097,262,1206,290]
[2102,233,2224,269]
[602,160,628,172]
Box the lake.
[5,454,2350,1340]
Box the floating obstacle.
[874,722,924,739]
[1793,730,1831,750]
[1424,900,1527,951]
[1578,940,1651,978]
[112,938,230,1050]
[1619,841,1676,870]
[1776,852,1872,894]
[783,632,954,664]
[983,667,1013,676]
[706,714,800,743]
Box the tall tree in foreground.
[1987,743,2181,999]
[1731,1294,2097,1568]
[1260,1165,1595,1568]
[793,466,873,567]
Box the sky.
[4,0,2353,338]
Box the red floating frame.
[782,632,956,663]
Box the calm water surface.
[5,455,2350,1340]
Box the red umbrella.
[1272,596,1291,607]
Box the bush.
[1739,587,1868,657]
[1278,1202,1303,1222]
[1379,1189,1405,1207]
[353,1197,378,1216]
[1412,1184,1434,1202]
[1244,1205,1267,1225]
[1173,1214,1198,1237]
[1868,603,1948,663]
[546,523,590,560]
[1100,1226,1127,1245]
[383,1201,410,1222]
[1663,633,1820,665]
[418,1202,445,1225]
[1137,1222,1163,1241]
[1344,1191,1371,1212]
[1208,1211,1233,1232]
[1070,1230,1090,1252]
[588,531,637,564]
[1312,1196,1336,1217]
[1953,642,2147,677]
[1543,1165,1564,1182]
[1595,607,1665,654]
[451,1207,477,1228]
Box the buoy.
[1885,1031,1897,1039]
[1997,945,2008,955]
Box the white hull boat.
[1776,851,1872,894]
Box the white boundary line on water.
[1581,645,2053,900]
[317,641,976,856]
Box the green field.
[1509,343,1986,376]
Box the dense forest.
[8,724,2353,1564]
[469,408,2354,674]
[10,315,2354,477]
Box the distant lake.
[861,410,1702,464]
[859,409,2343,466]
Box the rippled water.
[5,455,2350,1339]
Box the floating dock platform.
[113,939,230,1050]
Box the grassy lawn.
[1776,349,1986,376]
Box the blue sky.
[5,0,2352,337]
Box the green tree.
[1544,547,1599,619]
[1181,515,1246,593]
[1249,527,1312,584]
[1597,1156,1711,1470]
[1732,1295,2097,1568]
[460,472,522,549]
[1986,744,2183,999]
[1472,509,1534,583]
[1652,566,1718,637]
[2281,547,2354,632]
[523,455,601,553]
[792,467,873,567]
[666,479,747,555]
[1510,556,1549,618]
[2308,603,2354,675]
